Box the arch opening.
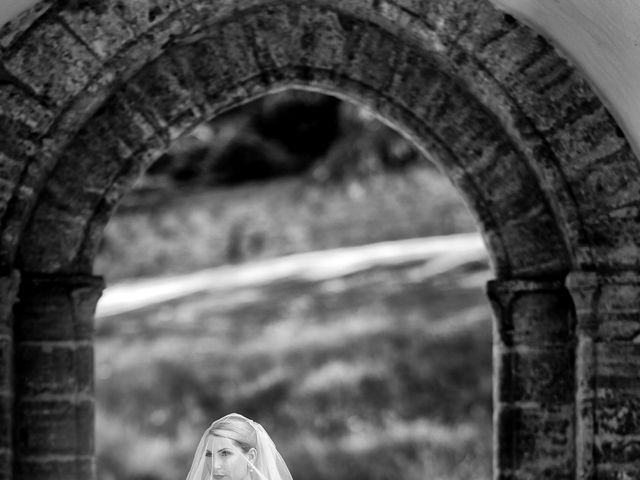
[93,87,494,480]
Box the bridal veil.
[185,413,293,480]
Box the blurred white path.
[96,232,487,318]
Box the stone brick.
[596,437,640,465]
[169,39,226,104]
[16,275,104,342]
[548,106,628,170]
[219,21,260,82]
[517,57,595,133]
[18,212,91,273]
[388,45,443,119]
[109,0,179,36]
[476,24,548,83]
[58,3,136,59]
[0,451,9,480]
[171,26,263,108]
[596,466,640,480]
[50,129,130,199]
[95,92,165,154]
[4,20,100,107]
[14,456,94,480]
[495,405,574,477]
[0,153,21,221]
[129,54,203,139]
[0,271,19,329]
[492,214,570,278]
[248,5,296,70]
[297,7,347,71]
[581,205,640,270]
[463,152,543,223]
[570,146,640,217]
[15,399,93,455]
[504,290,574,345]
[0,182,37,273]
[0,393,11,449]
[0,85,55,134]
[0,339,11,393]
[455,2,517,53]
[347,24,400,90]
[596,394,640,437]
[495,348,574,404]
[15,343,93,397]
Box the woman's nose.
[213,458,223,470]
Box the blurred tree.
[139,90,425,193]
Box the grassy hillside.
[95,166,477,282]
[95,254,493,480]
[95,90,478,283]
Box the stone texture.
[3,20,100,107]
[13,274,103,480]
[568,271,640,479]
[0,271,19,480]
[128,53,204,139]
[15,275,104,342]
[14,457,94,480]
[15,399,94,455]
[0,85,55,135]
[488,278,575,480]
[58,3,137,59]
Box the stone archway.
[1,1,639,479]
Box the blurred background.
[93,89,493,480]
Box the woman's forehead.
[208,435,237,450]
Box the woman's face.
[204,435,255,480]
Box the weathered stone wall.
[0,272,19,480]
[0,1,639,480]
[489,279,575,480]
[569,272,640,480]
[13,275,104,480]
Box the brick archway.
[1,1,639,479]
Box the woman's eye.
[221,450,231,456]
[205,451,212,457]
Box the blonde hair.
[209,415,257,452]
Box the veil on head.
[185,413,293,480]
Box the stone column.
[13,274,104,480]
[487,278,575,480]
[0,272,20,480]
[568,271,640,480]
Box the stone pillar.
[13,274,104,480]
[487,278,575,480]
[568,272,640,480]
[0,272,20,480]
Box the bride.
[185,413,293,480]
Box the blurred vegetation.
[95,90,477,282]
[94,89,490,480]
[95,257,492,480]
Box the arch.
[0,0,637,279]
[1,0,640,479]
